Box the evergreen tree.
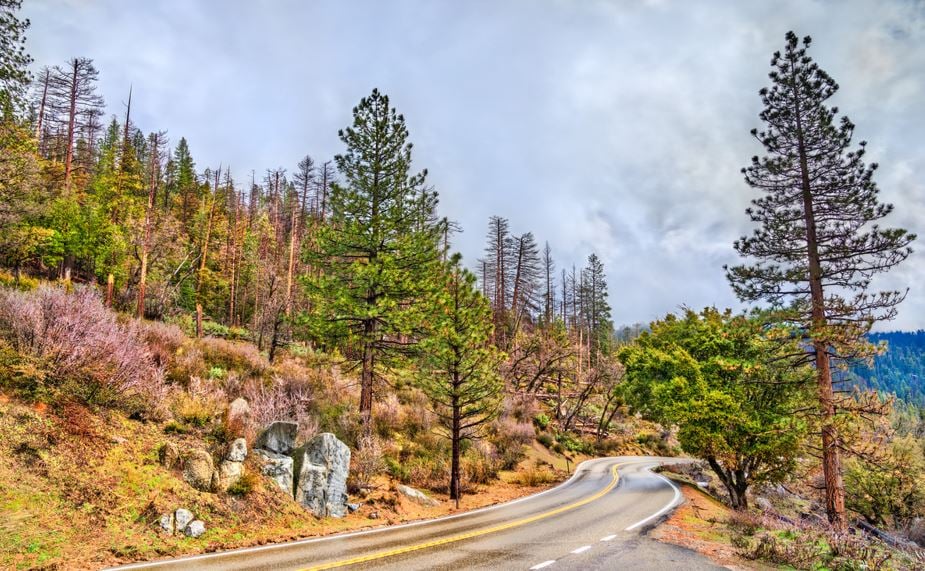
[418,254,504,507]
[726,32,916,530]
[303,88,443,434]
[0,0,32,119]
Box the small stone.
[174,508,194,531]
[369,510,380,519]
[347,503,360,513]
[183,448,215,492]
[159,513,175,534]
[158,442,181,469]
[110,435,127,445]
[226,438,248,462]
[397,484,440,507]
[184,520,206,538]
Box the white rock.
[174,508,194,531]
[184,520,206,538]
[397,484,439,507]
[293,433,351,517]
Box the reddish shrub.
[0,286,167,416]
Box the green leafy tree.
[725,32,916,530]
[418,255,504,507]
[302,88,444,433]
[618,308,810,509]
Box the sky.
[21,0,925,330]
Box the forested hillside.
[3,2,925,570]
[850,331,925,406]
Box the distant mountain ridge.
[849,331,925,406]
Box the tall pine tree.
[726,32,915,531]
[303,88,443,434]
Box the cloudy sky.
[22,0,925,329]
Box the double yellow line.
[301,462,624,570]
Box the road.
[111,456,724,571]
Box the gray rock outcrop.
[226,438,248,462]
[255,421,298,455]
[256,449,294,495]
[293,433,351,517]
[183,448,215,492]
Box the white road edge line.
[600,534,617,541]
[530,560,557,569]
[108,456,649,570]
[624,468,682,531]
[571,545,592,554]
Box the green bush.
[227,472,259,496]
[536,432,554,449]
[533,413,550,430]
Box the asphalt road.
[111,456,724,571]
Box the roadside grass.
[0,395,581,569]
[651,474,923,571]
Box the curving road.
[111,457,723,571]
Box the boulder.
[174,508,194,531]
[183,448,215,492]
[185,520,206,538]
[255,421,298,455]
[226,438,248,462]
[293,433,351,517]
[256,449,294,496]
[397,484,439,507]
[158,442,180,469]
[213,459,245,491]
[225,398,251,437]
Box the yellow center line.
[300,462,625,571]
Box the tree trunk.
[105,273,114,307]
[450,396,461,509]
[196,303,203,338]
[794,84,847,532]
[359,334,374,439]
[707,458,749,510]
[63,61,78,189]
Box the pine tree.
[726,32,916,531]
[0,0,32,119]
[418,254,504,507]
[303,88,443,434]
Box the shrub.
[536,432,554,449]
[226,471,259,496]
[243,376,318,442]
[491,416,534,469]
[0,286,167,416]
[351,434,386,490]
[200,337,268,378]
[533,413,550,430]
[462,443,499,488]
[513,463,556,487]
